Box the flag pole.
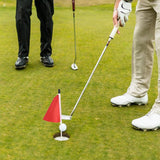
[54,89,69,141]
[43,89,69,141]
[58,89,63,138]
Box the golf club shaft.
[72,0,75,12]
[72,0,77,64]
[73,12,77,64]
[70,25,119,116]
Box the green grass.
[0,3,160,160]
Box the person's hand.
[118,0,132,27]
[113,9,120,34]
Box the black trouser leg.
[16,0,32,57]
[35,0,54,57]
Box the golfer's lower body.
[111,0,160,130]
[15,0,54,69]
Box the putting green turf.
[1,2,160,160]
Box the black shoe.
[40,56,54,67]
[15,57,29,69]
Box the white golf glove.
[118,0,132,26]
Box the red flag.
[43,95,61,123]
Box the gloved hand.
[118,0,132,26]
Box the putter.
[71,0,78,70]
[62,25,119,120]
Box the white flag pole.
[54,89,69,141]
[58,89,63,137]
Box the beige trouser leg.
[127,0,157,97]
[153,1,160,107]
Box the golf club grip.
[72,0,75,11]
[109,25,119,39]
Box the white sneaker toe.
[132,113,160,130]
[111,93,148,106]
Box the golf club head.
[61,115,72,120]
[71,63,78,70]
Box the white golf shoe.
[132,105,160,131]
[111,93,148,107]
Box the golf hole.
[53,132,70,139]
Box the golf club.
[62,25,119,120]
[71,0,78,70]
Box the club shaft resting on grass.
[69,25,119,117]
